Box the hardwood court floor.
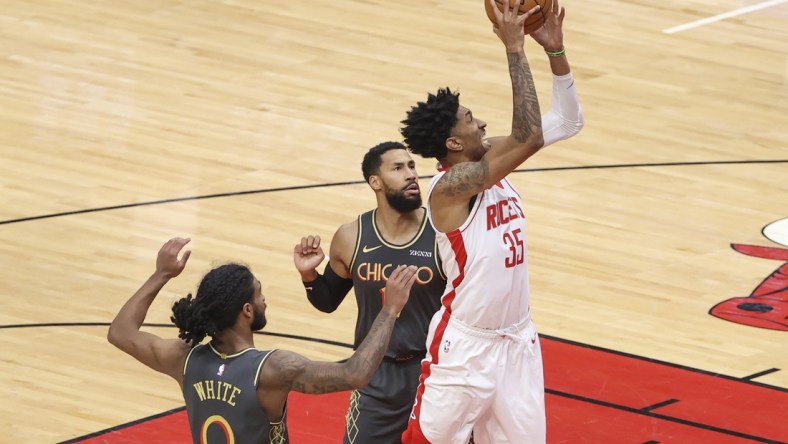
[0,0,786,442]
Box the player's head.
[171,264,267,346]
[401,88,459,161]
[401,88,488,163]
[362,141,422,213]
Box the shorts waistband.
[383,352,426,363]
[448,313,532,340]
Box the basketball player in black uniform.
[109,237,418,444]
[293,142,447,444]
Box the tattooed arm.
[436,48,543,195]
[256,265,417,420]
[430,0,543,232]
[108,238,192,386]
[479,0,544,183]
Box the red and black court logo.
[710,218,788,331]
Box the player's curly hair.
[361,141,407,183]
[400,88,460,160]
[171,264,256,347]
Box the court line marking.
[547,389,777,443]
[640,398,680,412]
[59,406,186,444]
[2,322,784,393]
[2,159,787,226]
[743,368,781,381]
[663,0,788,34]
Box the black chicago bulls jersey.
[182,344,287,444]
[349,208,446,358]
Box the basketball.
[485,0,553,35]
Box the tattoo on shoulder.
[440,161,488,197]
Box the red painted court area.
[68,336,788,443]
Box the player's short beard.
[251,307,266,331]
[385,185,422,213]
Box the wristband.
[545,47,566,58]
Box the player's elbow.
[107,325,120,347]
[568,110,585,137]
[346,372,371,389]
[107,323,121,346]
[317,303,340,314]
[556,110,584,140]
[107,321,129,350]
[309,299,340,313]
[533,133,545,150]
[343,358,375,389]
[522,133,544,155]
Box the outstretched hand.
[156,237,191,279]
[489,0,540,52]
[530,0,565,52]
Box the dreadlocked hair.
[400,87,460,160]
[171,263,255,347]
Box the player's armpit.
[114,331,190,383]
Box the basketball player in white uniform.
[400,1,583,442]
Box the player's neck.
[210,327,255,355]
[440,151,473,170]
[374,206,424,243]
[437,158,453,171]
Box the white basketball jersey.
[427,173,531,329]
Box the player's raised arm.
[293,224,355,313]
[107,238,193,383]
[256,265,417,415]
[480,0,544,177]
[530,0,584,146]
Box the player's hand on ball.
[530,0,565,52]
[489,0,540,51]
